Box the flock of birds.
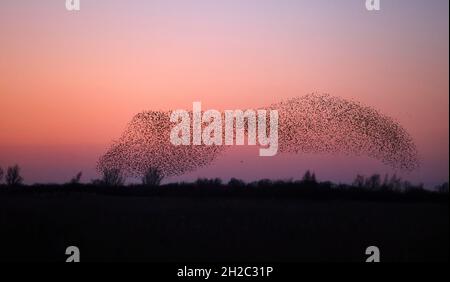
[98,93,419,178]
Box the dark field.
[0,185,448,262]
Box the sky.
[0,0,448,186]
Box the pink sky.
[0,0,448,186]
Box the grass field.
[0,185,447,262]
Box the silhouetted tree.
[404,182,425,192]
[388,174,403,191]
[436,182,449,194]
[402,180,413,191]
[382,174,389,188]
[365,174,381,190]
[0,166,3,184]
[212,178,223,186]
[302,170,312,182]
[353,174,365,188]
[228,178,246,187]
[257,179,273,187]
[6,165,23,186]
[142,167,163,186]
[101,168,124,187]
[311,172,317,183]
[196,178,223,187]
[70,172,83,185]
[302,170,317,184]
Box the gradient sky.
[0,0,448,186]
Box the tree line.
[0,164,448,194]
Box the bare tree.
[302,170,317,184]
[6,165,23,186]
[365,174,381,190]
[388,174,403,191]
[302,170,312,182]
[353,174,365,188]
[101,168,124,186]
[436,182,449,194]
[311,172,317,183]
[70,172,83,185]
[142,167,164,186]
[0,166,4,184]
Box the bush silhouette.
[101,168,124,187]
[142,167,164,186]
[6,165,23,186]
[195,178,222,187]
[228,178,246,187]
